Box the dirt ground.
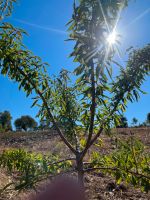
[0,128,149,200]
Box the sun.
[107,31,117,45]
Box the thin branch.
[0,182,14,195]
[81,99,121,160]
[0,0,9,19]
[84,167,150,180]
[48,157,76,166]
[84,167,117,172]
[82,61,96,159]
[86,100,121,151]
[83,161,91,165]
[15,64,77,154]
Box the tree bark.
[76,154,84,188]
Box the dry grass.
[0,128,149,199]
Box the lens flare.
[107,31,117,45]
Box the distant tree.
[139,122,147,127]
[14,115,37,131]
[139,113,150,127]
[131,117,138,127]
[117,116,128,128]
[14,118,22,131]
[147,113,150,125]
[0,111,12,131]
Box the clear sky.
[0,0,150,126]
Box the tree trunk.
[76,154,84,188]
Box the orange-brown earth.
[0,128,150,200]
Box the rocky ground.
[0,128,149,199]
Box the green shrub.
[90,138,150,192]
[0,149,72,191]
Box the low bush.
[0,149,72,192]
[89,138,150,192]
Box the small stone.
[106,182,116,191]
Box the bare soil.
[0,128,150,200]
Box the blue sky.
[0,0,150,126]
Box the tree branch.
[15,64,77,154]
[85,99,121,152]
[48,157,76,166]
[0,0,9,19]
[84,166,117,172]
[84,167,150,180]
[82,62,96,159]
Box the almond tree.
[0,0,150,189]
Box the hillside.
[0,128,149,199]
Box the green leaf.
[31,100,38,108]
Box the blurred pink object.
[32,177,86,200]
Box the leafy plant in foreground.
[0,149,72,192]
[89,137,150,192]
